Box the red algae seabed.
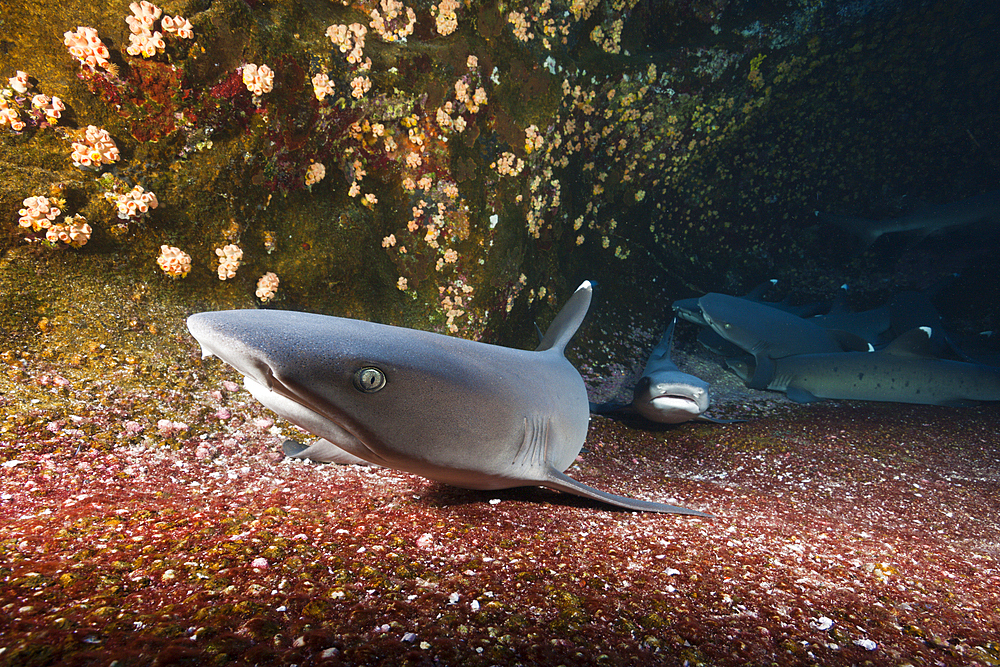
[2,348,1000,666]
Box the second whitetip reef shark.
[187,281,710,516]
[590,318,740,424]
[726,327,1000,406]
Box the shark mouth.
[649,394,703,413]
[188,327,392,467]
[242,367,394,468]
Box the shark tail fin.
[541,468,712,516]
[815,211,881,247]
[536,281,593,353]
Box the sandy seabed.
[1,343,999,666]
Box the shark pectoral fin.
[540,468,712,516]
[748,356,776,390]
[694,414,747,424]
[786,387,821,403]
[282,438,377,466]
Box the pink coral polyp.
[64,26,112,70]
[71,126,120,169]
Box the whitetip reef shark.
[187,281,710,516]
[806,284,891,347]
[727,327,1000,406]
[696,292,870,390]
[673,280,831,359]
[590,318,740,424]
[816,190,1000,247]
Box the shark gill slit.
[513,414,548,470]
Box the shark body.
[697,292,869,390]
[817,190,1000,247]
[732,327,1000,406]
[674,281,831,359]
[187,281,709,516]
[590,318,737,424]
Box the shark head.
[631,372,711,423]
[696,293,767,354]
[187,308,592,485]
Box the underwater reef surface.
[2,0,999,343]
[1,308,999,667]
[2,0,1000,664]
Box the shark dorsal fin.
[536,281,593,353]
[884,326,936,359]
[646,317,677,364]
[827,328,872,352]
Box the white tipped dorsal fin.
[536,281,593,353]
[883,326,936,358]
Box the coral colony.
[156,245,192,278]
[4,0,699,329]
[63,26,113,71]
[17,196,92,248]
[2,71,65,132]
[110,185,158,221]
[304,162,326,187]
[255,271,280,302]
[241,63,274,97]
[125,1,194,57]
[215,244,244,280]
[70,125,120,169]
[4,0,981,337]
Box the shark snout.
[187,312,277,390]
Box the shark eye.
[353,367,386,393]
